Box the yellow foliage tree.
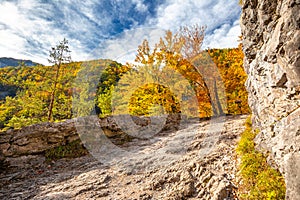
[208,44,250,114]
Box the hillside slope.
[0,115,247,199]
[0,57,40,68]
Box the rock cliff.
[241,0,300,199]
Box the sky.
[0,0,242,65]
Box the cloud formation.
[0,0,241,65]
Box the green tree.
[95,61,130,117]
[0,60,80,131]
[71,60,129,118]
[47,38,72,121]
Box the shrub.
[236,116,286,199]
[45,140,89,162]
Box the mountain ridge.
[0,57,41,68]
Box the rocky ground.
[0,115,247,200]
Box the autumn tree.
[128,83,181,116]
[179,24,206,59]
[47,38,72,121]
[179,25,224,115]
[208,44,250,114]
[130,25,225,117]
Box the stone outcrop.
[0,119,78,169]
[241,0,300,199]
[0,114,180,168]
[0,115,247,199]
[0,119,78,158]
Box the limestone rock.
[0,115,247,199]
[241,0,300,198]
[0,119,78,158]
[0,114,181,168]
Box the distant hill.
[0,57,40,68]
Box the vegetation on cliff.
[236,117,286,199]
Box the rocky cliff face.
[241,0,300,199]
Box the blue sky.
[0,0,241,65]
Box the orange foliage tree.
[124,25,226,117]
[208,44,250,114]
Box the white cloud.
[0,0,242,65]
[0,1,61,64]
[153,0,239,29]
[132,0,148,12]
[203,19,241,48]
[99,0,241,63]
[0,1,46,63]
[152,0,241,48]
[89,27,166,64]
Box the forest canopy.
[0,27,249,131]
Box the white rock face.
[241,0,300,199]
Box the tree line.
[0,25,249,131]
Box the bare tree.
[179,24,206,59]
[47,38,71,121]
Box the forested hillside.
[0,44,249,132]
[0,57,40,68]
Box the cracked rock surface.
[0,115,247,199]
[241,0,300,198]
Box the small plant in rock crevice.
[45,139,89,162]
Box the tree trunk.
[194,77,218,116]
[47,64,60,121]
[198,80,218,116]
[47,89,55,121]
[207,89,218,116]
[214,79,224,116]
